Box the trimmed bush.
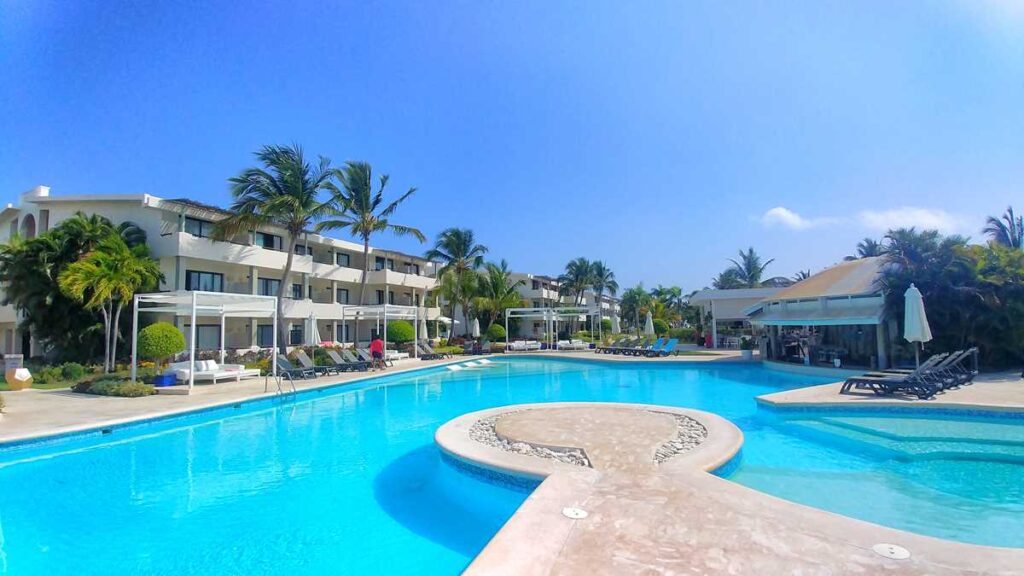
[669,327,697,342]
[386,320,415,344]
[87,380,156,397]
[600,318,612,332]
[138,322,186,368]
[60,362,86,381]
[485,323,507,341]
[33,365,64,385]
[653,319,670,336]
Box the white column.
[875,323,888,370]
[189,291,197,391]
[710,301,718,349]
[272,305,278,377]
[382,306,388,356]
[412,307,418,358]
[130,295,139,384]
[219,311,226,365]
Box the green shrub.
[669,327,697,342]
[33,365,65,385]
[600,318,612,332]
[86,379,156,397]
[60,362,86,381]
[653,319,670,336]
[386,320,415,344]
[138,322,186,368]
[485,323,507,341]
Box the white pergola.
[504,306,602,348]
[130,291,279,389]
[339,304,426,358]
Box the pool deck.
[439,403,1024,575]
[759,371,1024,414]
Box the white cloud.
[760,206,834,230]
[856,207,965,234]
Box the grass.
[0,381,72,391]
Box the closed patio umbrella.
[471,318,481,338]
[306,315,322,346]
[643,311,655,336]
[903,283,932,367]
[419,314,429,341]
[611,314,621,334]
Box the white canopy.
[339,304,425,358]
[504,306,601,349]
[130,291,279,390]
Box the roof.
[767,257,884,301]
[751,303,884,326]
[689,287,783,303]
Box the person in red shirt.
[369,336,385,371]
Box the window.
[388,291,395,305]
[255,232,282,250]
[39,210,49,233]
[184,217,214,238]
[374,257,394,271]
[532,280,540,290]
[295,244,310,256]
[289,326,303,346]
[257,325,274,347]
[404,262,420,275]
[336,288,349,304]
[338,323,350,342]
[336,252,350,267]
[376,290,385,305]
[291,283,303,300]
[414,293,421,306]
[257,278,280,297]
[185,270,224,292]
[186,325,221,350]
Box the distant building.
[688,287,783,348]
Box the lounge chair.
[294,349,341,376]
[167,360,262,384]
[840,363,944,399]
[275,355,316,381]
[525,340,541,351]
[626,338,664,357]
[414,342,442,360]
[341,348,377,368]
[357,348,393,367]
[326,349,370,371]
[508,340,527,352]
[420,340,452,359]
[645,338,678,357]
[596,338,626,354]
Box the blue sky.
[2,1,1022,291]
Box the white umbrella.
[903,283,932,367]
[306,315,322,346]
[643,311,655,336]
[611,314,621,334]
[471,318,481,338]
[419,316,429,341]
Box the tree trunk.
[100,304,111,372]
[357,236,370,344]
[276,235,298,354]
[110,302,123,372]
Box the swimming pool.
[0,357,1020,575]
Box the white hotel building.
[0,186,441,356]
[508,272,620,339]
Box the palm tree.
[426,228,488,336]
[727,247,781,288]
[983,206,1023,249]
[474,260,526,331]
[712,269,743,289]
[589,261,618,330]
[213,145,335,352]
[317,161,426,314]
[558,257,594,306]
[793,270,811,282]
[619,284,651,335]
[844,238,885,261]
[58,235,162,372]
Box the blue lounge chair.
[645,338,678,357]
[626,338,664,357]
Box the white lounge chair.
[525,340,541,351]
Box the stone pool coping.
[437,402,1024,575]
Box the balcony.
[280,298,441,322]
[365,269,437,291]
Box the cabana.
[339,304,425,358]
[503,306,601,349]
[129,291,279,390]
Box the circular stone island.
[435,402,743,479]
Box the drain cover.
[561,507,588,519]
[872,543,910,560]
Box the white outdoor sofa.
[525,340,542,351]
[167,360,262,384]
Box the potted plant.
[739,337,755,360]
[138,322,187,387]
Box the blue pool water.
[0,358,1021,575]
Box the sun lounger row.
[595,337,678,357]
[416,341,453,360]
[167,360,262,384]
[840,348,978,399]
